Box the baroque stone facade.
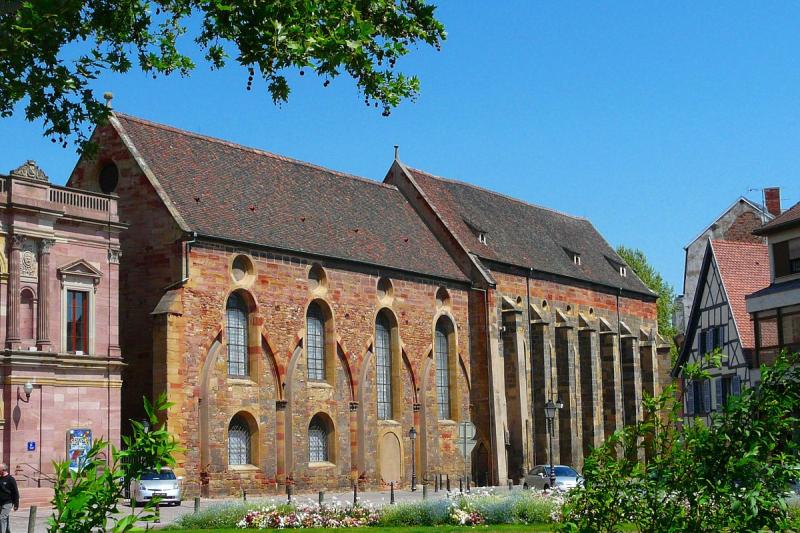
[67,112,668,495]
[0,160,123,492]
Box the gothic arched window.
[228,415,251,466]
[435,317,453,420]
[226,293,248,376]
[309,414,331,463]
[306,302,326,381]
[376,313,393,420]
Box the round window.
[231,255,254,283]
[98,163,119,194]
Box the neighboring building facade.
[66,112,669,495]
[672,240,770,424]
[747,201,800,363]
[0,160,123,489]
[676,194,777,335]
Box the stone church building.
[66,112,669,496]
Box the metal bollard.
[353,481,358,505]
[155,501,160,524]
[287,483,293,502]
[390,481,395,504]
[508,479,513,491]
[27,505,37,533]
[194,497,200,513]
[446,475,450,492]
[422,483,428,499]
[319,490,325,505]
[466,476,471,493]
[243,489,247,501]
[459,477,463,493]
[434,474,439,492]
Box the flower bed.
[172,489,564,530]
[238,503,380,529]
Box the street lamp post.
[543,397,563,491]
[409,427,417,491]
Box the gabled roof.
[753,200,800,235]
[673,239,770,375]
[109,113,467,282]
[711,240,770,349]
[402,167,654,296]
[684,197,771,248]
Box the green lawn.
[164,527,555,533]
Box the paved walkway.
[9,486,474,532]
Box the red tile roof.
[710,240,770,349]
[111,113,467,281]
[406,167,654,295]
[754,200,800,235]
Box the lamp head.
[556,397,564,410]
[23,382,33,400]
[544,399,556,421]
[142,419,151,433]
[408,427,417,440]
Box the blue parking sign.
[27,441,35,451]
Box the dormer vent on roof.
[564,247,581,266]
[462,217,488,245]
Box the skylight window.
[619,266,627,277]
[478,232,487,245]
[573,253,581,265]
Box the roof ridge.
[406,166,589,222]
[113,112,399,192]
[710,239,769,249]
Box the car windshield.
[141,470,176,480]
[546,466,578,477]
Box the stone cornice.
[0,350,125,370]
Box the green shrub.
[171,502,264,529]
[561,350,800,533]
[377,499,451,526]
[510,492,560,523]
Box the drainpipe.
[181,232,197,284]
[525,269,534,467]
[616,288,625,425]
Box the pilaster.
[36,238,54,350]
[6,234,24,349]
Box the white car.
[523,464,583,492]
[131,468,182,506]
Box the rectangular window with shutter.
[702,379,712,414]
[698,328,706,355]
[774,240,795,278]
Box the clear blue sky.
[2,1,799,293]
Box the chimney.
[764,187,781,217]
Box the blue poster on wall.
[66,429,92,472]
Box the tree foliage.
[617,246,677,349]
[560,350,800,532]
[48,393,180,532]
[0,0,446,149]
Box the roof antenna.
[103,92,114,109]
[394,145,399,161]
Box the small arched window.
[308,414,330,463]
[376,313,393,420]
[435,317,452,420]
[306,302,325,381]
[228,416,251,466]
[226,293,248,376]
